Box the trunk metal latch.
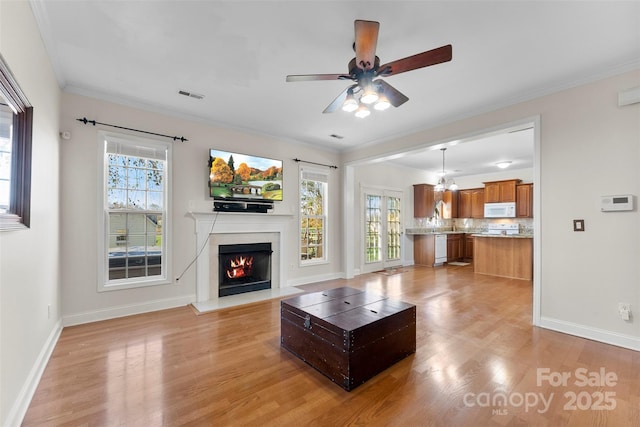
[304,314,311,329]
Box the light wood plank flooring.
[23,265,640,426]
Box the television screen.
[209,149,283,201]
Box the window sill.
[99,276,172,292]
[0,214,28,231]
[300,259,329,268]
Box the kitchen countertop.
[406,228,533,238]
[405,229,471,235]
[472,233,533,239]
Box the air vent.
[178,90,205,100]
[330,134,344,139]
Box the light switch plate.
[573,219,585,231]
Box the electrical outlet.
[618,303,631,320]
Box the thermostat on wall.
[600,194,634,212]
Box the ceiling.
[32,1,639,175]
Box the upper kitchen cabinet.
[471,188,485,218]
[441,190,458,219]
[484,179,521,203]
[458,190,472,218]
[458,188,484,218]
[516,183,533,217]
[414,184,435,218]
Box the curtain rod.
[293,158,338,169]
[76,117,188,142]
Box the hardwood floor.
[23,265,640,426]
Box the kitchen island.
[473,234,533,280]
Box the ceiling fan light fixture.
[355,105,371,118]
[360,86,379,105]
[342,94,359,112]
[373,95,391,111]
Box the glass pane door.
[363,190,403,271]
[387,196,401,261]
[365,194,382,263]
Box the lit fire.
[226,256,254,279]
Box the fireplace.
[218,242,272,297]
[190,212,292,309]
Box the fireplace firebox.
[218,242,272,297]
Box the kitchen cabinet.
[446,233,463,262]
[484,179,521,203]
[473,235,533,280]
[516,183,533,218]
[413,234,435,266]
[414,184,435,218]
[471,188,485,218]
[442,190,458,219]
[458,189,484,218]
[458,190,472,218]
[464,234,474,260]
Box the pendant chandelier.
[434,148,458,192]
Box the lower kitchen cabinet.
[413,234,435,266]
[464,234,474,260]
[446,233,463,262]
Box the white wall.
[59,92,343,324]
[0,2,62,425]
[345,69,640,350]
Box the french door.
[363,188,403,272]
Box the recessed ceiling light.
[496,161,512,169]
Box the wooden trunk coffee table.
[280,287,416,391]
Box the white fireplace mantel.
[190,212,294,305]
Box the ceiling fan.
[286,20,452,117]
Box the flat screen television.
[209,149,283,202]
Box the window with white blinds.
[299,167,328,264]
[98,133,171,291]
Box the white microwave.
[484,202,516,218]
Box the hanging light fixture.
[354,105,371,118]
[373,94,391,111]
[340,81,391,118]
[341,88,358,112]
[434,148,458,192]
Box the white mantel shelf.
[189,211,295,312]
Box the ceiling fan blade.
[378,44,452,77]
[286,74,350,82]
[375,80,409,107]
[354,20,379,71]
[322,85,356,113]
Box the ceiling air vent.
[330,134,344,139]
[178,90,205,100]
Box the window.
[98,132,171,291]
[300,167,328,264]
[0,54,33,231]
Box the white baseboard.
[62,294,196,327]
[5,320,62,427]
[539,316,640,351]
[287,272,344,287]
